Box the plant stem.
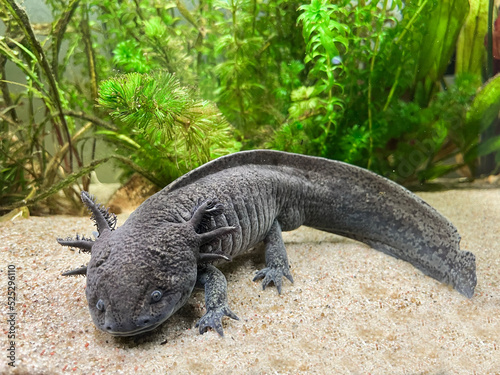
[231,0,246,130]
[81,5,98,102]
[175,0,199,29]
[486,0,494,78]
[112,155,164,187]
[62,111,118,131]
[251,0,257,35]
[0,158,110,212]
[0,54,18,123]
[367,0,389,169]
[42,121,94,189]
[80,2,99,191]
[395,0,430,45]
[4,0,74,171]
[383,65,402,112]
[51,0,80,80]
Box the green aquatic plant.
[456,0,489,79]
[97,71,241,184]
[1,0,498,217]
[463,74,500,173]
[0,0,105,213]
[209,0,306,137]
[271,0,497,183]
[292,0,349,155]
[413,0,470,107]
[386,73,479,183]
[271,0,408,166]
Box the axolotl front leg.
[195,264,239,336]
[196,219,294,335]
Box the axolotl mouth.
[89,290,185,337]
[103,320,165,337]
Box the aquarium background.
[1,0,499,214]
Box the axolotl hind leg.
[253,220,294,294]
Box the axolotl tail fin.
[356,236,477,298]
[450,250,476,298]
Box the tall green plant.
[0,0,100,213]
[456,0,489,79]
[271,0,417,168]
[464,74,500,173]
[210,0,306,138]
[211,0,265,132]
[414,0,470,106]
[296,0,348,151]
[270,0,350,155]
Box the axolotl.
[58,150,476,337]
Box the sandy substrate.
[1,189,499,374]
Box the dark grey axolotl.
[58,150,476,337]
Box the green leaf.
[418,164,461,182]
[144,17,168,39]
[466,74,500,133]
[464,134,500,163]
[476,135,500,157]
[95,130,142,149]
[416,0,469,82]
[456,0,489,76]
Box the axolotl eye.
[151,290,162,303]
[96,299,105,311]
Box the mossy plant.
[97,71,241,184]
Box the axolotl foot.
[253,219,294,294]
[253,266,294,295]
[196,264,239,336]
[195,305,239,336]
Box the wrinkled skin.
[86,223,199,336]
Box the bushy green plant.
[97,71,241,184]
[208,0,306,138]
[290,0,349,154]
[271,0,417,166]
[384,73,479,182]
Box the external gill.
[59,191,116,277]
[62,265,88,277]
[57,234,92,277]
[57,234,94,253]
[81,191,117,235]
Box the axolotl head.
[58,192,235,336]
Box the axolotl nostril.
[58,150,477,337]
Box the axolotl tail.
[354,236,476,298]
[452,251,476,298]
[293,158,477,298]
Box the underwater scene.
[1,0,500,374]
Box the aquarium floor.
[2,189,500,374]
